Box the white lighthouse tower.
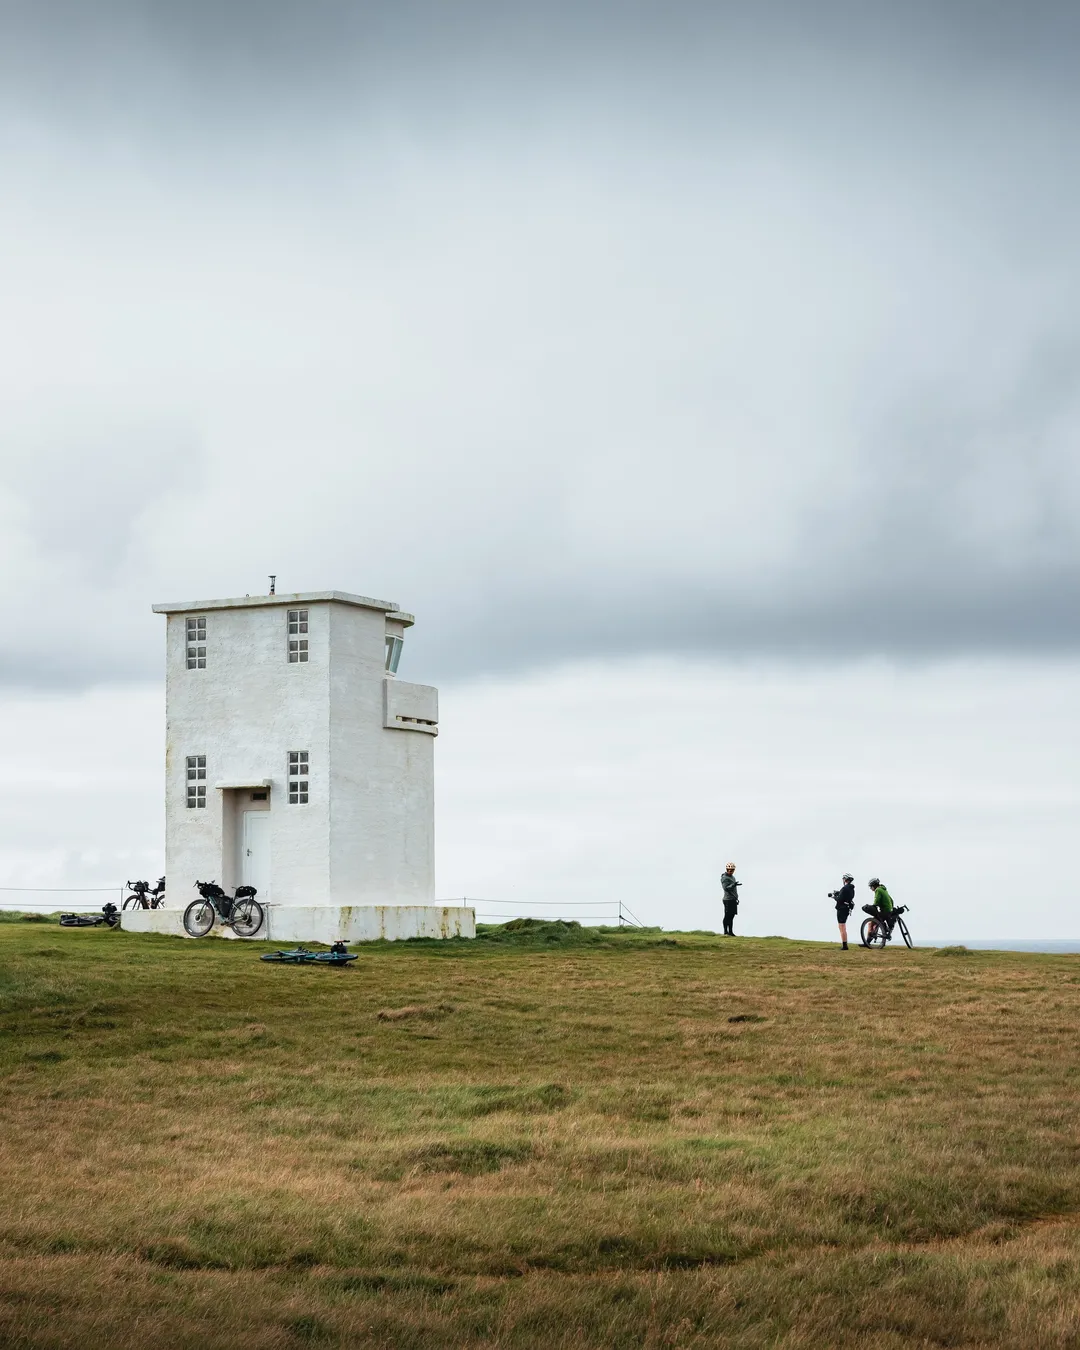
[124,588,473,942]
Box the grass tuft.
[408,1140,535,1174]
[376,1002,457,1021]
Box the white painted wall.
[159,592,437,910]
[327,604,436,905]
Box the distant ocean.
[925,939,1080,954]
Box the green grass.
[1,919,1080,1347]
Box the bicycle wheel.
[231,898,264,937]
[896,916,913,949]
[122,894,147,910]
[861,917,887,949]
[183,899,216,937]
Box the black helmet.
[842,873,853,882]
[868,877,880,888]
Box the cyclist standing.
[829,873,855,949]
[863,877,895,934]
[721,862,741,936]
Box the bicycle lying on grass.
[260,943,356,966]
[60,903,120,929]
[861,904,913,949]
[183,881,264,938]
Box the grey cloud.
[5,416,201,578]
[2,1,1080,688]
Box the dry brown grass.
[1,921,1080,1347]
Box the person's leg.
[838,921,848,949]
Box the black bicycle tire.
[896,916,913,948]
[183,899,215,937]
[122,894,147,911]
[860,917,887,949]
[231,898,265,938]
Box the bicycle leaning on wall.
[184,881,264,938]
[122,877,166,911]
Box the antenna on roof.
[268,575,276,595]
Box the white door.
[241,812,271,897]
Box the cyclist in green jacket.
[864,877,895,932]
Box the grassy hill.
[1,917,1079,1348]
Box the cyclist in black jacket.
[829,873,856,950]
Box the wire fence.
[1,886,647,927]
[0,885,126,911]
[442,898,646,928]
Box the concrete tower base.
[121,904,475,943]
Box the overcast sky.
[1,3,1077,935]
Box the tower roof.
[151,591,415,626]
